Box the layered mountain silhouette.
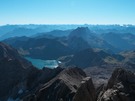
[3,27,120,60]
[1,25,135,101]
[4,27,134,55]
[3,27,135,69]
[1,24,135,40]
[4,37,73,59]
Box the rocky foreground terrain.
[22,68,135,101]
[0,42,134,101]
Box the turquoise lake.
[25,57,59,69]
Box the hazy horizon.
[0,0,135,25]
[1,23,135,26]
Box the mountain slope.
[101,32,135,51]
[59,48,122,68]
[0,42,33,100]
[0,42,31,68]
[68,27,118,52]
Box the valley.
[0,25,135,101]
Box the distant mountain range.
[3,26,135,59]
[0,24,135,40]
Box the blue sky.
[0,0,135,25]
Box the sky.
[0,0,135,25]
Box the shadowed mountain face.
[0,42,22,59]
[0,42,64,101]
[0,42,33,100]
[0,42,31,68]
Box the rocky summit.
[23,67,87,101]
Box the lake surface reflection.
[25,57,60,69]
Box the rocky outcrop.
[25,67,63,91]
[22,67,100,101]
[23,67,86,101]
[73,77,96,101]
[97,68,135,101]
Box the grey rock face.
[98,68,135,101]
[73,77,96,101]
[23,67,86,101]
